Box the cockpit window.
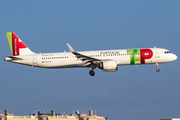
[164,51,171,54]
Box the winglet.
[67,43,75,53]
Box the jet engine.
[99,60,118,72]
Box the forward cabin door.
[155,48,160,58]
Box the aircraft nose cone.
[172,54,177,61]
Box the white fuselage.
[5,48,177,69]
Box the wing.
[67,43,102,67]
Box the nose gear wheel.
[156,63,160,72]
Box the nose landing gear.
[156,63,160,72]
[156,69,160,72]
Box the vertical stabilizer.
[6,32,35,56]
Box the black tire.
[156,69,160,72]
[89,70,95,76]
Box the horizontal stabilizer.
[5,56,23,61]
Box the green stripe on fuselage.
[6,32,13,55]
[127,49,141,64]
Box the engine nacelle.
[99,60,118,72]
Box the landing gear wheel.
[89,70,95,76]
[156,63,160,72]
[156,69,160,72]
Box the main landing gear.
[89,63,96,76]
[156,63,160,72]
[89,70,95,76]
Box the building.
[0,110,105,120]
[160,117,180,120]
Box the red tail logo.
[12,32,27,56]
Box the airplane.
[4,32,177,76]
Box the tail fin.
[6,32,35,56]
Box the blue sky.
[0,1,180,120]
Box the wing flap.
[67,43,102,62]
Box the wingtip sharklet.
[67,43,75,53]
